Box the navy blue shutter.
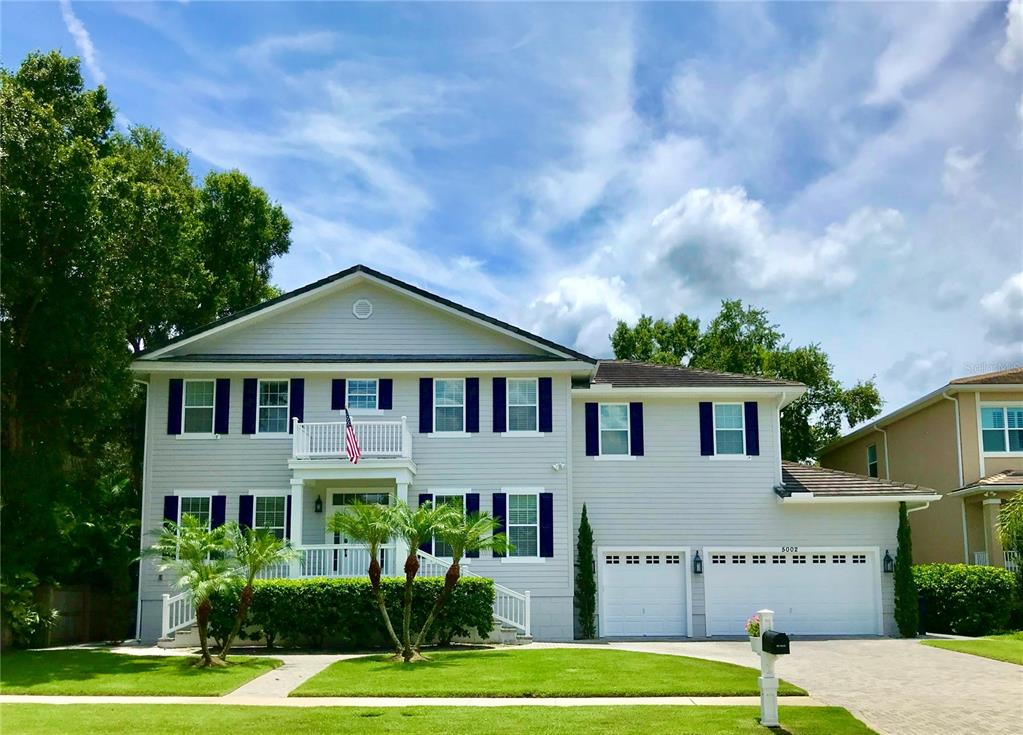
[466,378,480,433]
[699,402,714,456]
[465,493,480,558]
[167,379,183,435]
[629,402,644,456]
[242,379,257,434]
[418,493,434,553]
[211,496,226,529]
[285,496,293,540]
[585,403,599,456]
[419,378,433,433]
[214,378,230,434]
[492,493,507,558]
[331,379,346,411]
[379,379,393,410]
[239,495,254,530]
[492,378,507,433]
[744,401,760,456]
[539,377,553,433]
[163,495,179,525]
[289,379,304,433]
[539,493,554,558]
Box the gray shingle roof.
[152,353,567,363]
[591,360,805,389]
[777,461,937,498]
[949,367,1023,385]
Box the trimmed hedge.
[211,576,495,650]
[913,563,1016,636]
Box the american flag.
[344,408,362,464]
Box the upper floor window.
[714,403,745,455]
[599,403,629,455]
[434,378,465,433]
[183,380,215,434]
[507,378,538,432]
[255,496,287,539]
[258,379,289,433]
[867,444,879,477]
[982,406,1023,453]
[347,379,378,411]
[507,493,539,557]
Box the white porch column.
[395,481,410,573]
[982,495,1004,567]
[290,478,305,576]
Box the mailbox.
[762,631,790,655]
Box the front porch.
[954,482,1021,570]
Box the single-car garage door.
[600,551,687,636]
[704,549,881,636]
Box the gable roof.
[949,367,1023,385]
[951,468,1023,497]
[777,461,939,500]
[590,360,804,389]
[136,264,594,363]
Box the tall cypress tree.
[575,505,596,639]
[894,501,918,637]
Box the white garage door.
[601,552,687,636]
[704,550,881,636]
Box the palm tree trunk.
[401,553,420,662]
[219,581,254,661]
[414,561,460,650]
[196,600,213,667]
[368,556,401,653]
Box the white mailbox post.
[757,608,780,728]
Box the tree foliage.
[575,504,596,639]
[610,300,882,460]
[893,502,918,638]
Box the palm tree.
[413,511,508,651]
[144,514,235,667]
[328,501,403,655]
[219,523,298,661]
[389,498,460,662]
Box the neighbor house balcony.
[292,417,412,461]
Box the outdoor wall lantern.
[314,495,323,514]
[693,551,703,575]
[883,550,894,573]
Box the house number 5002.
[781,546,799,552]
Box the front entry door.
[324,491,393,576]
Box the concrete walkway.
[225,654,353,699]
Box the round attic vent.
[352,298,373,319]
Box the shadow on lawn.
[0,650,213,688]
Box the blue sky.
[4,1,1022,414]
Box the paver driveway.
[582,638,1022,735]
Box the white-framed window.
[432,493,466,558]
[434,378,465,433]
[507,493,539,558]
[254,495,287,539]
[178,494,212,528]
[867,444,879,478]
[347,379,378,411]
[598,403,629,455]
[183,380,215,434]
[713,403,745,455]
[257,379,290,434]
[981,405,1023,453]
[507,378,538,432]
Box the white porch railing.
[160,591,196,639]
[292,417,412,460]
[974,551,989,566]
[1005,550,1019,573]
[298,544,399,578]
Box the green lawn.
[292,648,806,697]
[0,705,877,735]
[0,650,281,696]
[922,632,1023,666]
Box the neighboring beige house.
[820,368,1023,569]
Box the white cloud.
[526,275,641,356]
[942,147,985,196]
[998,0,1023,71]
[59,0,105,84]
[885,350,953,393]
[980,271,1023,349]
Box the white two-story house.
[132,265,939,642]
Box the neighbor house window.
[714,403,745,455]
[347,379,378,411]
[507,378,538,432]
[257,379,289,433]
[179,495,211,529]
[981,406,1023,453]
[434,379,465,432]
[598,404,629,455]
[183,380,215,434]
[254,496,287,539]
[867,444,879,478]
[507,494,539,557]
[432,494,465,558]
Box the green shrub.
[893,502,918,637]
[574,505,596,639]
[212,576,494,650]
[913,563,1015,636]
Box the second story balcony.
[292,417,412,461]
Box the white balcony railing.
[292,417,412,460]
